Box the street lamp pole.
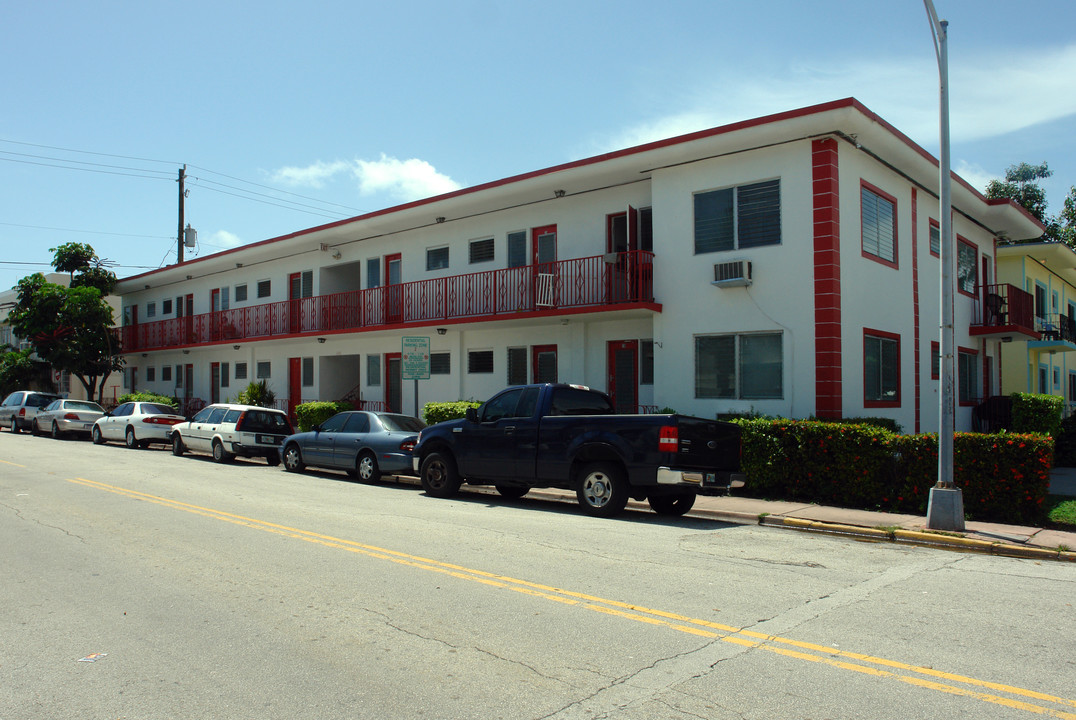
[924,0,964,531]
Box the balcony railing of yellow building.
[121,251,656,353]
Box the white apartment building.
[113,98,1043,432]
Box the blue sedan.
[280,411,426,482]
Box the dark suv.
[0,391,63,433]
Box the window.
[959,348,979,405]
[640,340,654,385]
[162,365,172,383]
[550,387,614,416]
[256,361,271,379]
[507,347,527,386]
[221,363,229,388]
[533,345,557,384]
[162,299,173,315]
[957,237,977,296]
[427,246,449,271]
[302,357,314,386]
[146,302,156,318]
[861,183,897,266]
[430,352,451,375]
[1069,372,1076,402]
[367,258,380,288]
[234,362,247,381]
[235,284,248,302]
[1034,284,1048,321]
[291,271,313,299]
[694,179,781,253]
[257,280,271,299]
[175,365,183,388]
[864,330,900,406]
[929,219,940,256]
[695,333,783,399]
[507,231,527,268]
[639,208,654,252]
[367,355,381,386]
[468,350,494,374]
[930,341,940,380]
[146,367,156,382]
[469,238,494,264]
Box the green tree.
[0,348,45,397]
[7,245,122,403]
[986,162,1076,246]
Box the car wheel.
[576,462,629,517]
[125,426,139,449]
[51,422,63,440]
[283,444,304,472]
[648,492,696,516]
[212,439,233,464]
[420,451,462,498]
[92,426,105,445]
[31,419,41,436]
[356,452,381,483]
[265,451,281,467]
[171,433,185,456]
[496,484,529,499]
[11,419,21,434]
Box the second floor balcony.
[970,283,1038,340]
[121,251,657,353]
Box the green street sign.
[402,336,430,380]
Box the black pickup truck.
[412,383,744,517]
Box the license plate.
[256,434,277,444]
[703,472,718,486]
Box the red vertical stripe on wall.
[813,138,842,419]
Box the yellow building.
[996,242,1076,414]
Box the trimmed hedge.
[294,401,353,432]
[735,419,1052,525]
[1011,392,1062,436]
[116,392,178,408]
[422,401,481,425]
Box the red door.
[288,357,301,420]
[385,352,402,412]
[532,225,556,308]
[607,340,638,414]
[532,345,557,384]
[384,254,402,324]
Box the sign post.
[401,336,430,418]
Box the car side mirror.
[465,408,479,423]
[313,424,322,433]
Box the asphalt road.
[2,431,1075,720]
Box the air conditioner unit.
[712,259,752,287]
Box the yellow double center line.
[68,476,1076,719]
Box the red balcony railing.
[970,283,1036,337]
[122,251,656,353]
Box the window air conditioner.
[712,259,752,287]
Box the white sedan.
[92,401,187,449]
[32,399,105,439]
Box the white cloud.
[596,44,1076,154]
[954,160,994,195]
[205,230,243,250]
[270,160,351,188]
[269,154,462,203]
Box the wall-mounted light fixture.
[554,189,566,198]
[317,337,326,344]
[437,328,447,335]
[182,349,190,355]
[141,353,148,358]
[144,284,150,289]
[236,262,243,268]
[331,250,342,260]
[436,216,446,223]
[560,319,569,326]
[233,345,240,350]
[185,275,193,280]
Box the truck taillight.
[659,425,678,452]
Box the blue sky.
[2,0,1074,292]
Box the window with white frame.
[257,280,271,299]
[146,302,156,318]
[175,365,183,387]
[367,355,380,386]
[235,284,248,302]
[162,299,173,315]
[507,231,527,268]
[430,352,451,375]
[469,238,495,264]
[256,361,271,379]
[694,179,781,253]
[695,332,782,399]
[234,362,247,380]
[366,258,380,288]
[302,357,314,386]
[162,365,172,383]
[958,349,979,404]
[146,367,156,382]
[221,363,230,388]
[957,237,977,296]
[507,347,527,385]
[426,246,449,271]
[864,330,900,406]
[640,340,654,385]
[861,183,897,265]
[929,219,940,256]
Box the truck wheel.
[357,451,381,483]
[420,452,462,498]
[648,492,696,516]
[496,484,529,499]
[576,462,629,517]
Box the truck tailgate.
[674,417,741,471]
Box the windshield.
[378,414,426,433]
[66,401,103,412]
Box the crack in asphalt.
[0,500,88,544]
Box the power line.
[0,222,172,240]
[0,138,178,166]
[187,181,347,219]
[187,176,352,218]
[187,164,363,213]
[0,155,174,181]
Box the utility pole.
[924,0,964,531]
[177,165,187,265]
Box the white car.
[92,401,187,448]
[0,390,62,433]
[170,403,292,465]
[33,399,105,439]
